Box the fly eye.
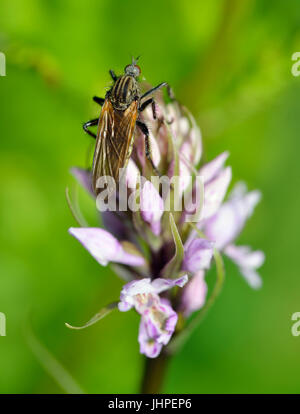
[125,64,141,77]
[134,65,141,76]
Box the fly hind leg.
[83,118,98,138]
[136,120,160,176]
[139,83,175,120]
[139,98,156,119]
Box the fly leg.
[93,96,105,106]
[166,84,175,100]
[83,118,98,138]
[109,69,117,81]
[139,98,156,119]
[140,82,175,101]
[140,83,175,120]
[136,120,160,176]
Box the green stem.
[140,351,170,394]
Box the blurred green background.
[0,0,300,393]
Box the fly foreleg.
[93,96,105,106]
[140,82,175,101]
[136,120,160,176]
[83,118,98,139]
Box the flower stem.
[140,351,170,394]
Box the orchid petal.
[151,275,188,294]
[224,244,264,289]
[140,180,164,235]
[138,299,178,358]
[119,275,188,311]
[119,278,153,301]
[201,166,232,221]
[183,238,214,273]
[138,316,163,358]
[180,270,207,317]
[189,123,202,166]
[126,159,140,189]
[204,185,261,249]
[238,267,263,289]
[199,151,229,184]
[224,244,265,269]
[69,227,145,267]
[70,167,94,197]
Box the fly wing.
[92,99,138,195]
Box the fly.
[83,57,172,195]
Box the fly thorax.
[110,75,139,110]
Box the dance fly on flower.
[83,57,172,195]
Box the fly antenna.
[132,55,140,65]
